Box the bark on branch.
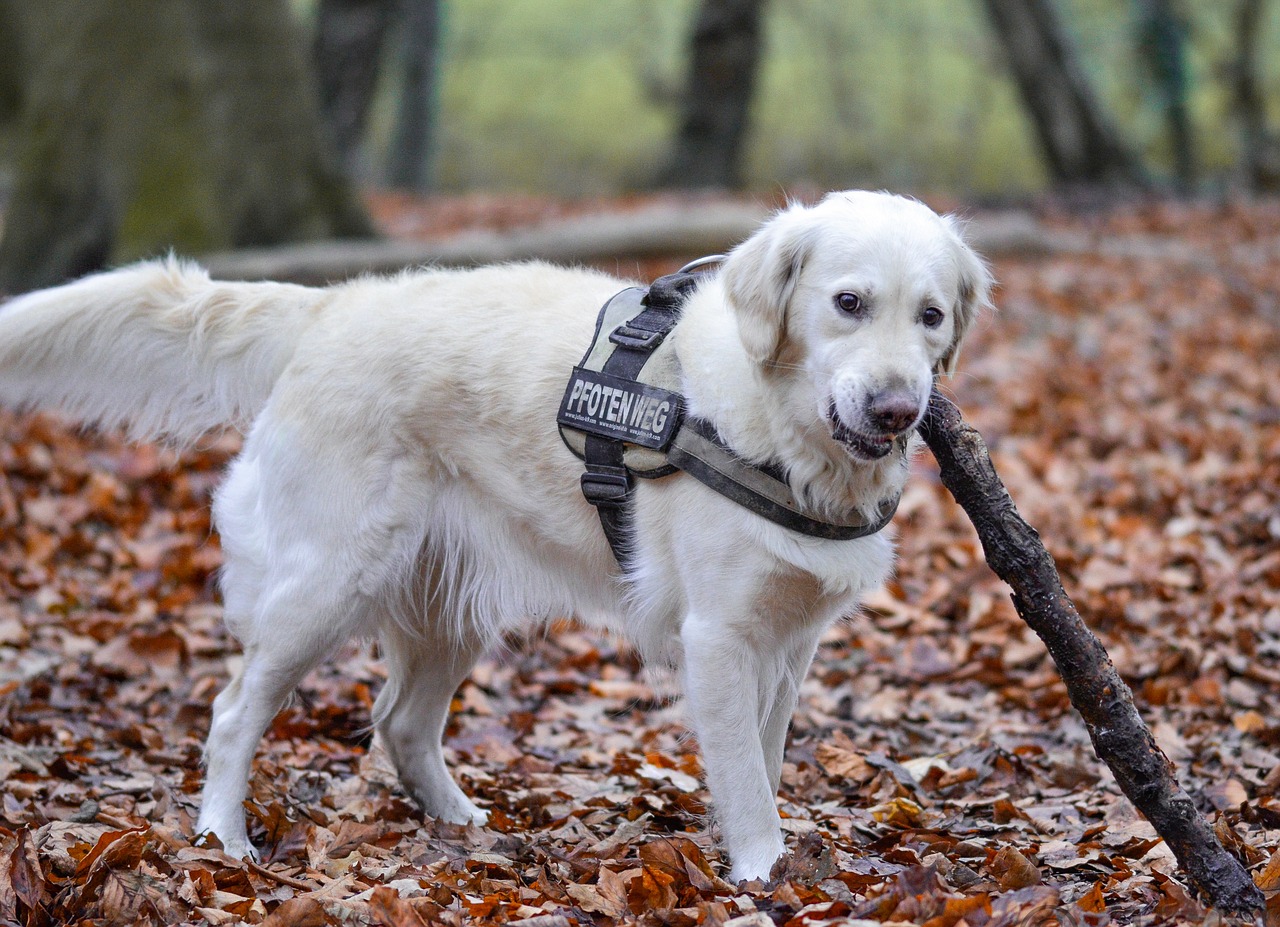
[918,389,1264,917]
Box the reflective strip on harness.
[559,367,682,450]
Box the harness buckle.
[609,324,667,350]
[580,466,631,509]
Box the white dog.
[0,191,990,882]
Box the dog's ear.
[937,217,994,378]
[722,208,814,365]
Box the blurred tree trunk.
[0,0,24,127]
[1233,0,1280,190]
[982,0,1147,188]
[0,0,372,295]
[314,0,397,177]
[386,0,444,192]
[1136,0,1195,190]
[660,0,769,189]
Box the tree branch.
[918,389,1264,917]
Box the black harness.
[556,259,900,568]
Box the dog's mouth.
[827,401,898,461]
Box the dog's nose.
[866,390,920,434]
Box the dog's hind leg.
[195,437,414,859]
[197,635,339,859]
[373,624,488,825]
[196,546,374,859]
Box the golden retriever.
[0,191,990,881]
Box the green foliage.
[8,0,1280,202]
[352,0,1280,196]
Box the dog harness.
[556,258,900,567]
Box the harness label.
[558,367,682,450]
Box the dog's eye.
[921,306,945,328]
[834,292,863,315]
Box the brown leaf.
[1075,880,1107,914]
[920,893,991,927]
[627,864,678,914]
[261,896,331,927]
[565,867,629,919]
[769,831,836,886]
[10,828,48,916]
[367,885,431,927]
[986,885,1062,923]
[989,846,1041,890]
[75,828,148,879]
[1152,871,1205,921]
[1214,816,1269,865]
[0,838,18,925]
[584,813,651,859]
[1233,710,1268,734]
[815,731,875,783]
[1256,849,1280,892]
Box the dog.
[0,191,991,882]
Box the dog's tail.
[0,257,326,442]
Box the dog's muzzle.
[827,399,908,460]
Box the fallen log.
[203,201,773,284]
[918,389,1264,918]
[200,204,1105,286]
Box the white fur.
[0,191,991,882]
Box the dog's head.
[722,191,992,461]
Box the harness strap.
[580,271,700,565]
[668,417,901,541]
[569,260,902,570]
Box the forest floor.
[1,194,1279,926]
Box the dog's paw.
[437,800,488,828]
[196,827,259,863]
[728,841,786,885]
[411,782,489,828]
[217,836,260,863]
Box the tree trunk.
[314,0,397,178]
[1232,0,1280,191]
[386,0,444,192]
[0,0,24,127]
[981,0,1147,189]
[1135,0,1195,190]
[0,0,372,295]
[660,0,769,189]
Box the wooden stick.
[918,389,1264,917]
[246,859,319,892]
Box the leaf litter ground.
[1,197,1279,926]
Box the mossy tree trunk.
[660,0,769,190]
[0,0,373,295]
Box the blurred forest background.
[0,0,1278,292]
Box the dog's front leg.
[761,629,822,795]
[681,614,787,883]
